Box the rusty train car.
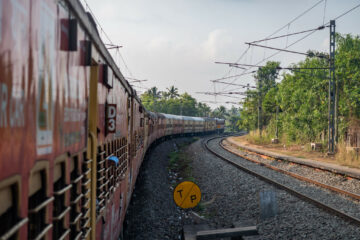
[0,1,225,240]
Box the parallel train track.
[203,135,360,227]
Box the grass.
[335,141,360,167]
[245,130,273,145]
[168,138,198,181]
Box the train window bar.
[70,154,83,239]
[80,151,91,234]
[0,176,27,240]
[70,212,83,225]
[28,162,52,240]
[82,227,91,239]
[70,194,83,205]
[81,209,90,221]
[53,159,70,240]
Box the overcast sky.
[81,0,360,109]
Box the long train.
[0,1,225,239]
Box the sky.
[81,0,360,109]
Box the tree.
[146,87,161,100]
[212,106,228,119]
[255,61,280,95]
[166,85,179,99]
[197,102,211,117]
[226,106,241,132]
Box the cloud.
[321,37,329,52]
[202,29,233,59]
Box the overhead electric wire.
[211,70,257,82]
[212,1,360,102]
[222,62,329,70]
[217,1,327,92]
[211,80,257,89]
[265,0,325,39]
[249,25,326,44]
[218,0,346,94]
[333,2,360,21]
[81,0,135,78]
[322,0,327,25]
[220,0,360,91]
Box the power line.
[322,0,327,25]
[222,62,329,70]
[211,70,257,82]
[80,0,135,78]
[218,0,327,92]
[249,25,326,44]
[333,2,360,21]
[210,80,257,89]
[225,1,360,90]
[221,29,319,92]
[266,0,325,39]
[105,43,123,49]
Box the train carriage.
[0,1,225,240]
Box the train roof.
[182,116,205,122]
[161,113,184,120]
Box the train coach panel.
[0,3,32,239]
[0,0,32,181]
[0,1,227,240]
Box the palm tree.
[166,86,179,99]
[212,106,228,118]
[146,87,161,100]
[197,102,211,117]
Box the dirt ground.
[229,135,341,165]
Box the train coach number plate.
[106,104,117,134]
[173,181,201,209]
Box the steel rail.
[203,136,360,227]
[220,140,360,201]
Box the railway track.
[203,135,360,227]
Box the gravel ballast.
[124,136,360,239]
[123,138,194,240]
[223,139,360,195]
[199,137,360,239]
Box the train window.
[28,161,52,240]
[96,146,107,215]
[104,65,114,88]
[140,118,144,127]
[70,155,82,240]
[81,150,91,236]
[80,40,92,66]
[69,19,78,51]
[139,106,143,113]
[53,159,71,240]
[0,176,26,240]
[117,137,128,182]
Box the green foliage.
[238,33,360,144]
[211,105,228,118]
[141,89,203,116]
[141,86,227,118]
[225,106,241,132]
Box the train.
[0,1,225,240]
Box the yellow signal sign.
[173,181,201,209]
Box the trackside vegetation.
[239,34,360,150]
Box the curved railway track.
[203,135,360,227]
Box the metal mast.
[258,74,262,137]
[328,20,336,154]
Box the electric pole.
[328,20,336,154]
[258,73,262,137]
[276,105,279,139]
